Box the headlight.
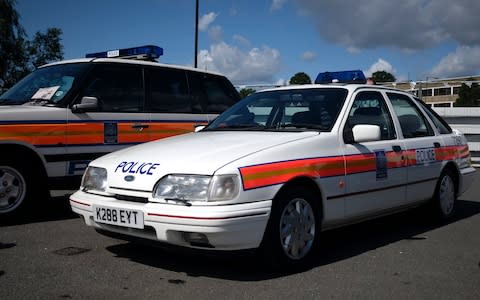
[209,175,239,201]
[153,174,239,202]
[81,166,107,192]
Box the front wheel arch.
[260,179,323,269]
[0,145,49,215]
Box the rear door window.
[387,93,435,138]
[146,68,191,113]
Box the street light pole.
[194,0,199,68]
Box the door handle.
[131,123,149,130]
[392,145,402,152]
[433,142,441,148]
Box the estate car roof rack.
[315,70,366,84]
[85,45,163,61]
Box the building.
[381,75,480,107]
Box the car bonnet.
[93,131,319,191]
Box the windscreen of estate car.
[0,63,90,105]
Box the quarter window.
[188,72,238,113]
[416,98,452,134]
[387,93,434,138]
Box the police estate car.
[70,71,475,268]
[0,45,239,216]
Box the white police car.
[70,71,476,268]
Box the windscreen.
[205,88,348,132]
[0,63,90,105]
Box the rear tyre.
[260,186,321,270]
[0,158,45,217]
[431,168,457,220]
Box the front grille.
[114,194,149,203]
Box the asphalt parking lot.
[1,172,480,299]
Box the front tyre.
[261,186,321,270]
[0,159,44,217]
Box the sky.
[16,0,480,86]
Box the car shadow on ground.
[0,191,77,226]
[106,199,480,281]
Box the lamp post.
[194,0,199,68]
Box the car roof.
[40,58,226,77]
[257,83,408,94]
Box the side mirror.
[352,124,381,143]
[71,96,98,113]
[194,125,206,132]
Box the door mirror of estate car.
[72,96,99,113]
[352,124,381,143]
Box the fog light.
[182,232,213,248]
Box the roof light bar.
[315,70,366,84]
[85,45,164,61]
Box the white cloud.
[295,0,480,51]
[301,51,316,61]
[233,34,251,48]
[208,26,224,43]
[271,0,288,11]
[430,46,480,78]
[197,42,282,84]
[364,58,396,77]
[198,12,218,31]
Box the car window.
[416,99,452,134]
[188,72,238,114]
[344,91,396,140]
[79,64,144,112]
[387,92,434,138]
[146,68,191,113]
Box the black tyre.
[0,158,45,216]
[260,186,321,270]
[431,168,457,220]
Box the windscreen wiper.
[277,123,326,130]
[205,124,266,131]
[24,98,57,106]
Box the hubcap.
[279,197,316,260]
[0,166,26,213]
[439,175,455,216]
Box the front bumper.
[70,190,272,251]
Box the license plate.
[93,205,144,229]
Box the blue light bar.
[315,70,366,84]
[85,45,163,60]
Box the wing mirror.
[71,96,99,113]
[352,124,381,143]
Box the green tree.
[0,0,64,89]
[0,0,28,88]
[239,88,256,98]
[455,82,480,107]
[372,70,396,83]
[289,72,312,85]
[27,28,64,69]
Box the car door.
[386,92,443,204]
[342,90,407,219]
[66,64,149,176]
